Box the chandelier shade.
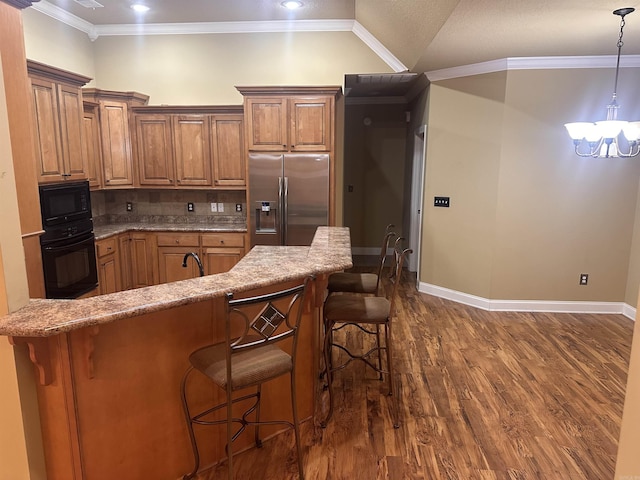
[565,7,640,158]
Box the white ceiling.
[36,0,640,73]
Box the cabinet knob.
[220,240,224,244]
[175,240,179,244]
[283,144,286,148]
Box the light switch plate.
[217,202,224,213]
[210,202,217,212]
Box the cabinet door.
[135,114,174,186]
[289,97,331,152]
[130,233,158,288]
[31,77,65,182]
[98,254,121,295]
[101,101,133,187]
[211,115,245,187]
[157,246,200,283]
[203,247,243,275]
[173,115,212,187]
[96,238,121,294]
[245,97,288,151]
[118,234,132,291]
[57,83,87,180]
[83,106,103,188]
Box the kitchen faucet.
[182,252,204,277]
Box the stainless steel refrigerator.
[249,153,329,247]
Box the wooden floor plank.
[194,270,633,479]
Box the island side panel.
[29,278,318,480]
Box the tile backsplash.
[91,189,246,226]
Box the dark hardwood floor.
[199,271,634,479]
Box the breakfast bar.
[0,227,352,480]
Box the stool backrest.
[375,224,398,294]
[225,276,312,366]
[387,237,412,317]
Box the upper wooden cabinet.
[83,89,149,189]
[134,113,174,186]
[211,114,245,187]
[173,115,212,187]
[238,87,340,153]
[132,105,245,189]
[83,101,102,189]
[28,60,91,183]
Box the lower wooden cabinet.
[96,237,121,294]
[97,231,245,293]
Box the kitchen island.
[0,226,351,480]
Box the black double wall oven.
[39,180,98,299]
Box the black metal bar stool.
[321,238,412,428]
[180,277,312,480]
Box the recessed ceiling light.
[131,3,150,13]
[281,1,303,9]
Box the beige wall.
[422,68,640,302]
[421,73,506,298]
[89,31,389,104]
[22,8,96,83]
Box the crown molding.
[427,55,640,82]
[31,0,96,38]
[28,2,406,72]
[351,21,407,73]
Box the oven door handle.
[42,234,94,251]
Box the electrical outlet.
[579,273,589,285]
[126,202,133,212]
[187,202,194,212]
[235,203,243,212]
[217,202,224,213]
[210,202,217,212]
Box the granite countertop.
[0,227,352,338]
[93,222,247,240]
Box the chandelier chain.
[612,13,627,102]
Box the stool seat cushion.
[324,294,391,324]
[327,272,378,294]
[189,342,292,391]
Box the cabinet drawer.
[201,233,245,248]
[156,233,200,247]
[96,237,117,257]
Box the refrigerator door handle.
[278,176,284,245]
[283,176,289,245]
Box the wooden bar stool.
[180,277,312,480]
[321,238,412,428]
[327,224,396,296]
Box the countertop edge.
[0,227,352,337]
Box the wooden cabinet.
[132,105,245,189]
[28,60,91,183]
[241,90,334,152]
[238,86,341,226]
[173,115,212,186]
[96,237,121,294]
[83,89,149,189]
[83,101,103,188]
[157,233,201,283]
[211,115,245,187]
[158,232,245,282]
[201,233,245,274]
[119,232,158,289]
[134,113,174,186]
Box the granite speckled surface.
[0,227,351,337]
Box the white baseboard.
[418,282,637,321]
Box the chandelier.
[565,7,640,158]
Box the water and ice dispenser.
[255,201,277,233]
